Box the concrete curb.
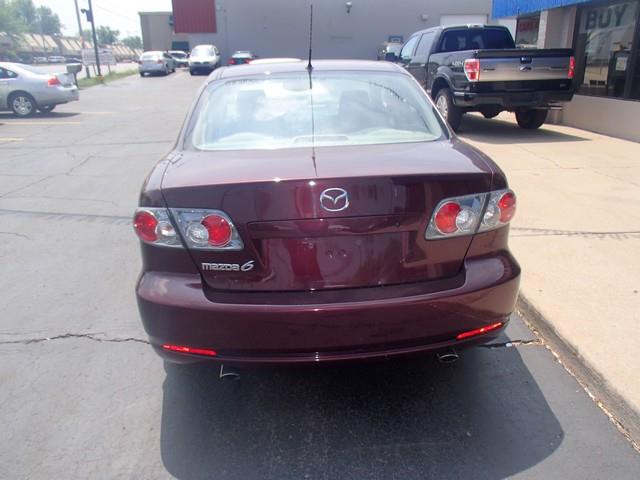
[517,293,640,448]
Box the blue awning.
[492,0,591,18]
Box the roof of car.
[410,23,509,36]
[215,59,405,81]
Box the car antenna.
[306,3,313,72]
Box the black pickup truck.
[392,25,574,131]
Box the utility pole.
[73,0,84,44]
[81,0,101,76]
[73,0,90,78]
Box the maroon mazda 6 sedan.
[134,60,520,365]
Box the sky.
[36,0,173,38]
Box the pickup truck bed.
[396,25,574,131]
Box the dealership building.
[140,0,515,60]
[496,0,640,141]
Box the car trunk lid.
[161,140,494,292]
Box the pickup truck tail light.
[425,189,516,239]
[464,58,480,82]
[133,207,244,250]
[568,55,575,79]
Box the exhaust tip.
[436,349,459,364]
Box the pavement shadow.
[459,114,590,144]
[159,339,563,480]
[0,111,80,120]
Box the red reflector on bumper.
[162,344,217,356]
[456,322,504,340]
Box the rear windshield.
[185,72,447,151]
[192,46,214,57]
[171,52,187,58]
[440,28,515,52]
[141,53,160,60]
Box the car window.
[186,72,446,151]
[482,28,515,49]
[400,36,420,61]
[440,30,467,52]
[192,46,214,57]
[0,67,18,79]
[141,53,160,60]
[414,32,435,58]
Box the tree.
[10,0,36,27]
[122,36,142,50]
[36,6,61,35]
[96,25,119,45]
[0,0,26,35]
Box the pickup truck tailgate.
[475,49,573,82]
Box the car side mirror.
[385,52,398,62]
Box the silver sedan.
[0,62,79,116]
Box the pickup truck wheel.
[515,109,548,129]
[435,89,462,132]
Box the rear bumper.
[139,64,166,73]
[453,89,574,109]
[36,86,79,106]
[137,252,520,365]
[189,64,215,72]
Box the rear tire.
[434,88,462,132]
[9,92,36,117]
[515,109,548,129]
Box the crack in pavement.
[0,332,149,346]
[0,231,31,240]
[511,227,640,239]
[481,339,543,349]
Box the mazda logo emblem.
[319,188,349,212]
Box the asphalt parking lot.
[1,70,639,479]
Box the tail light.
[133,208,181,247]
[425,189,516,239]
[568,55,575,79]
[464,58,480,82]
[133,207,244,250]
[47,76,61,86]
[228,58,236,65]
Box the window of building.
[574,0,640,98]
[515,15,540,48]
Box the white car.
[188,44,220,75]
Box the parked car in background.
[33,56,48,64]
[169,50,189,68]
[134,60,520,366]
[377,41,402,61]
[47,56,66,64]
[189,44,220,75]
[139,51,176,76]
[228,51,257,65]
[396,24,574,131]
[0,62,79,116]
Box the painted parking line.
[0,137,24,143]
